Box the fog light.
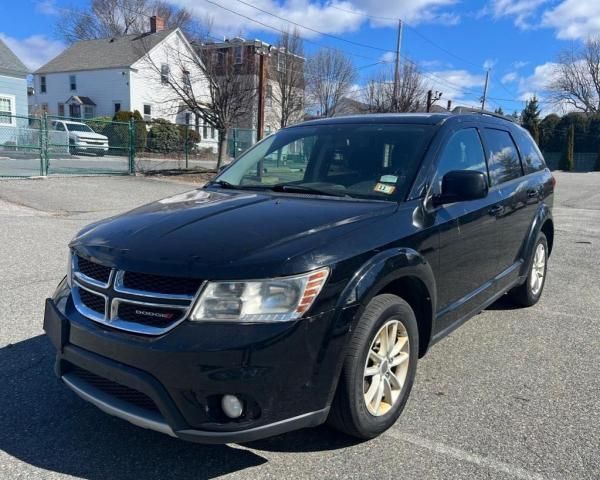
[221,394,244,419]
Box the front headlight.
[189,267,329,323]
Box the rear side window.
[514,129,546,174]
[482,129,522,186]
[434,128,487,191]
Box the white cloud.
[482,0,600,40]
[168,0,460,39]
[484,0,549,29]
[483,58,497,70]
[501,71,518,83]
[542,1,600,40]
[517,61,557,92]
[0,33,65,70]
[424,68,486,105]
[379,52,395,64]
[35,0,59,15]
[513,60,529,69]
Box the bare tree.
[549,37,600,113]
[272,28,305,128]
[57,0,194,43]
[139,37,256,168]
[363,63,424,113]
[306,49,356,117]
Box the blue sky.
[1,0,596,115]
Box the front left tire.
[327,294,419,439]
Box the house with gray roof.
[0,38,29,125]
[29,17,217,148]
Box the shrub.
[111,110,147,152]
[147,119,181,153]
[177,126,200,153]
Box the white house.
[30,17,218,151]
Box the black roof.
[293,112,516,128]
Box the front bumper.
[44,285,358,443]
[72,142,109,152]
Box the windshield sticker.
[380,175,398,184]
[374,183,396,195]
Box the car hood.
[71,188,398,279]
[70,131,108,141]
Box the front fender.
[519,203,553,277]
[335,247,437,328]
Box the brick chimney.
[150,16,165,33]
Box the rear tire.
[328,294,419,439]
[508,232,548,307]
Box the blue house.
[0,38,29,124]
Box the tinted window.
[483,129,522,186]
[435,128,487,191]
[514,129,546,174]
[217,124,433,201]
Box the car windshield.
[65,123,94,133]
[214,123,434,201]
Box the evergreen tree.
[560,124,575,171]
[521,96,541,144]
[494,107,504,115]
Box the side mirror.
[433,170,488,207]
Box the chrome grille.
[71,255,203,335]
[122,271,202,297]
[79,288,106,315]
[76,256,111,284]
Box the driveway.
[0,172,598,479]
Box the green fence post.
[42,113,48,176]
[185,124,189,169]
[129,118,136,174]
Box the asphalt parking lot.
[1,172,598,479]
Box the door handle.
[527,189,539,199]
[488,205,504,216]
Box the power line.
[327,4,482,69]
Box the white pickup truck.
[51,120,109,156]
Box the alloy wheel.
[363,320,410,416]
[530,243,546,296]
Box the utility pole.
[426,90,442,112]
[256,50,267,141]
[391,19,403,112]
[481,69,490,111]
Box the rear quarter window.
[514,129,546,174]
[482,128,523,186]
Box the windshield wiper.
[269,184,348,197]
[206,179,237,189]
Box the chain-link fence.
[0,115,44,177]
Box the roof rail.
[452,107,517,123]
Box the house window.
[161,64,170,84]
[212,50,225,66]
[143,104,152,121]
[0,96,14,125]
[277,52,285,72]
[40,76,47,94]
[41,103,49,114]
[203,123,208,139]
[211,127,216,139]
[69,103,81,118]
[69,75,76,91]
[234,45,244,64]
[84,105,94,119]
[182,70,191,89]
[266,84,273,107]
[58,103,65,117]
[184,112,191,124]
[114,102,121,113]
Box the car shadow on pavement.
[1,335,356,479]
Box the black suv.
[44,113,554,443]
